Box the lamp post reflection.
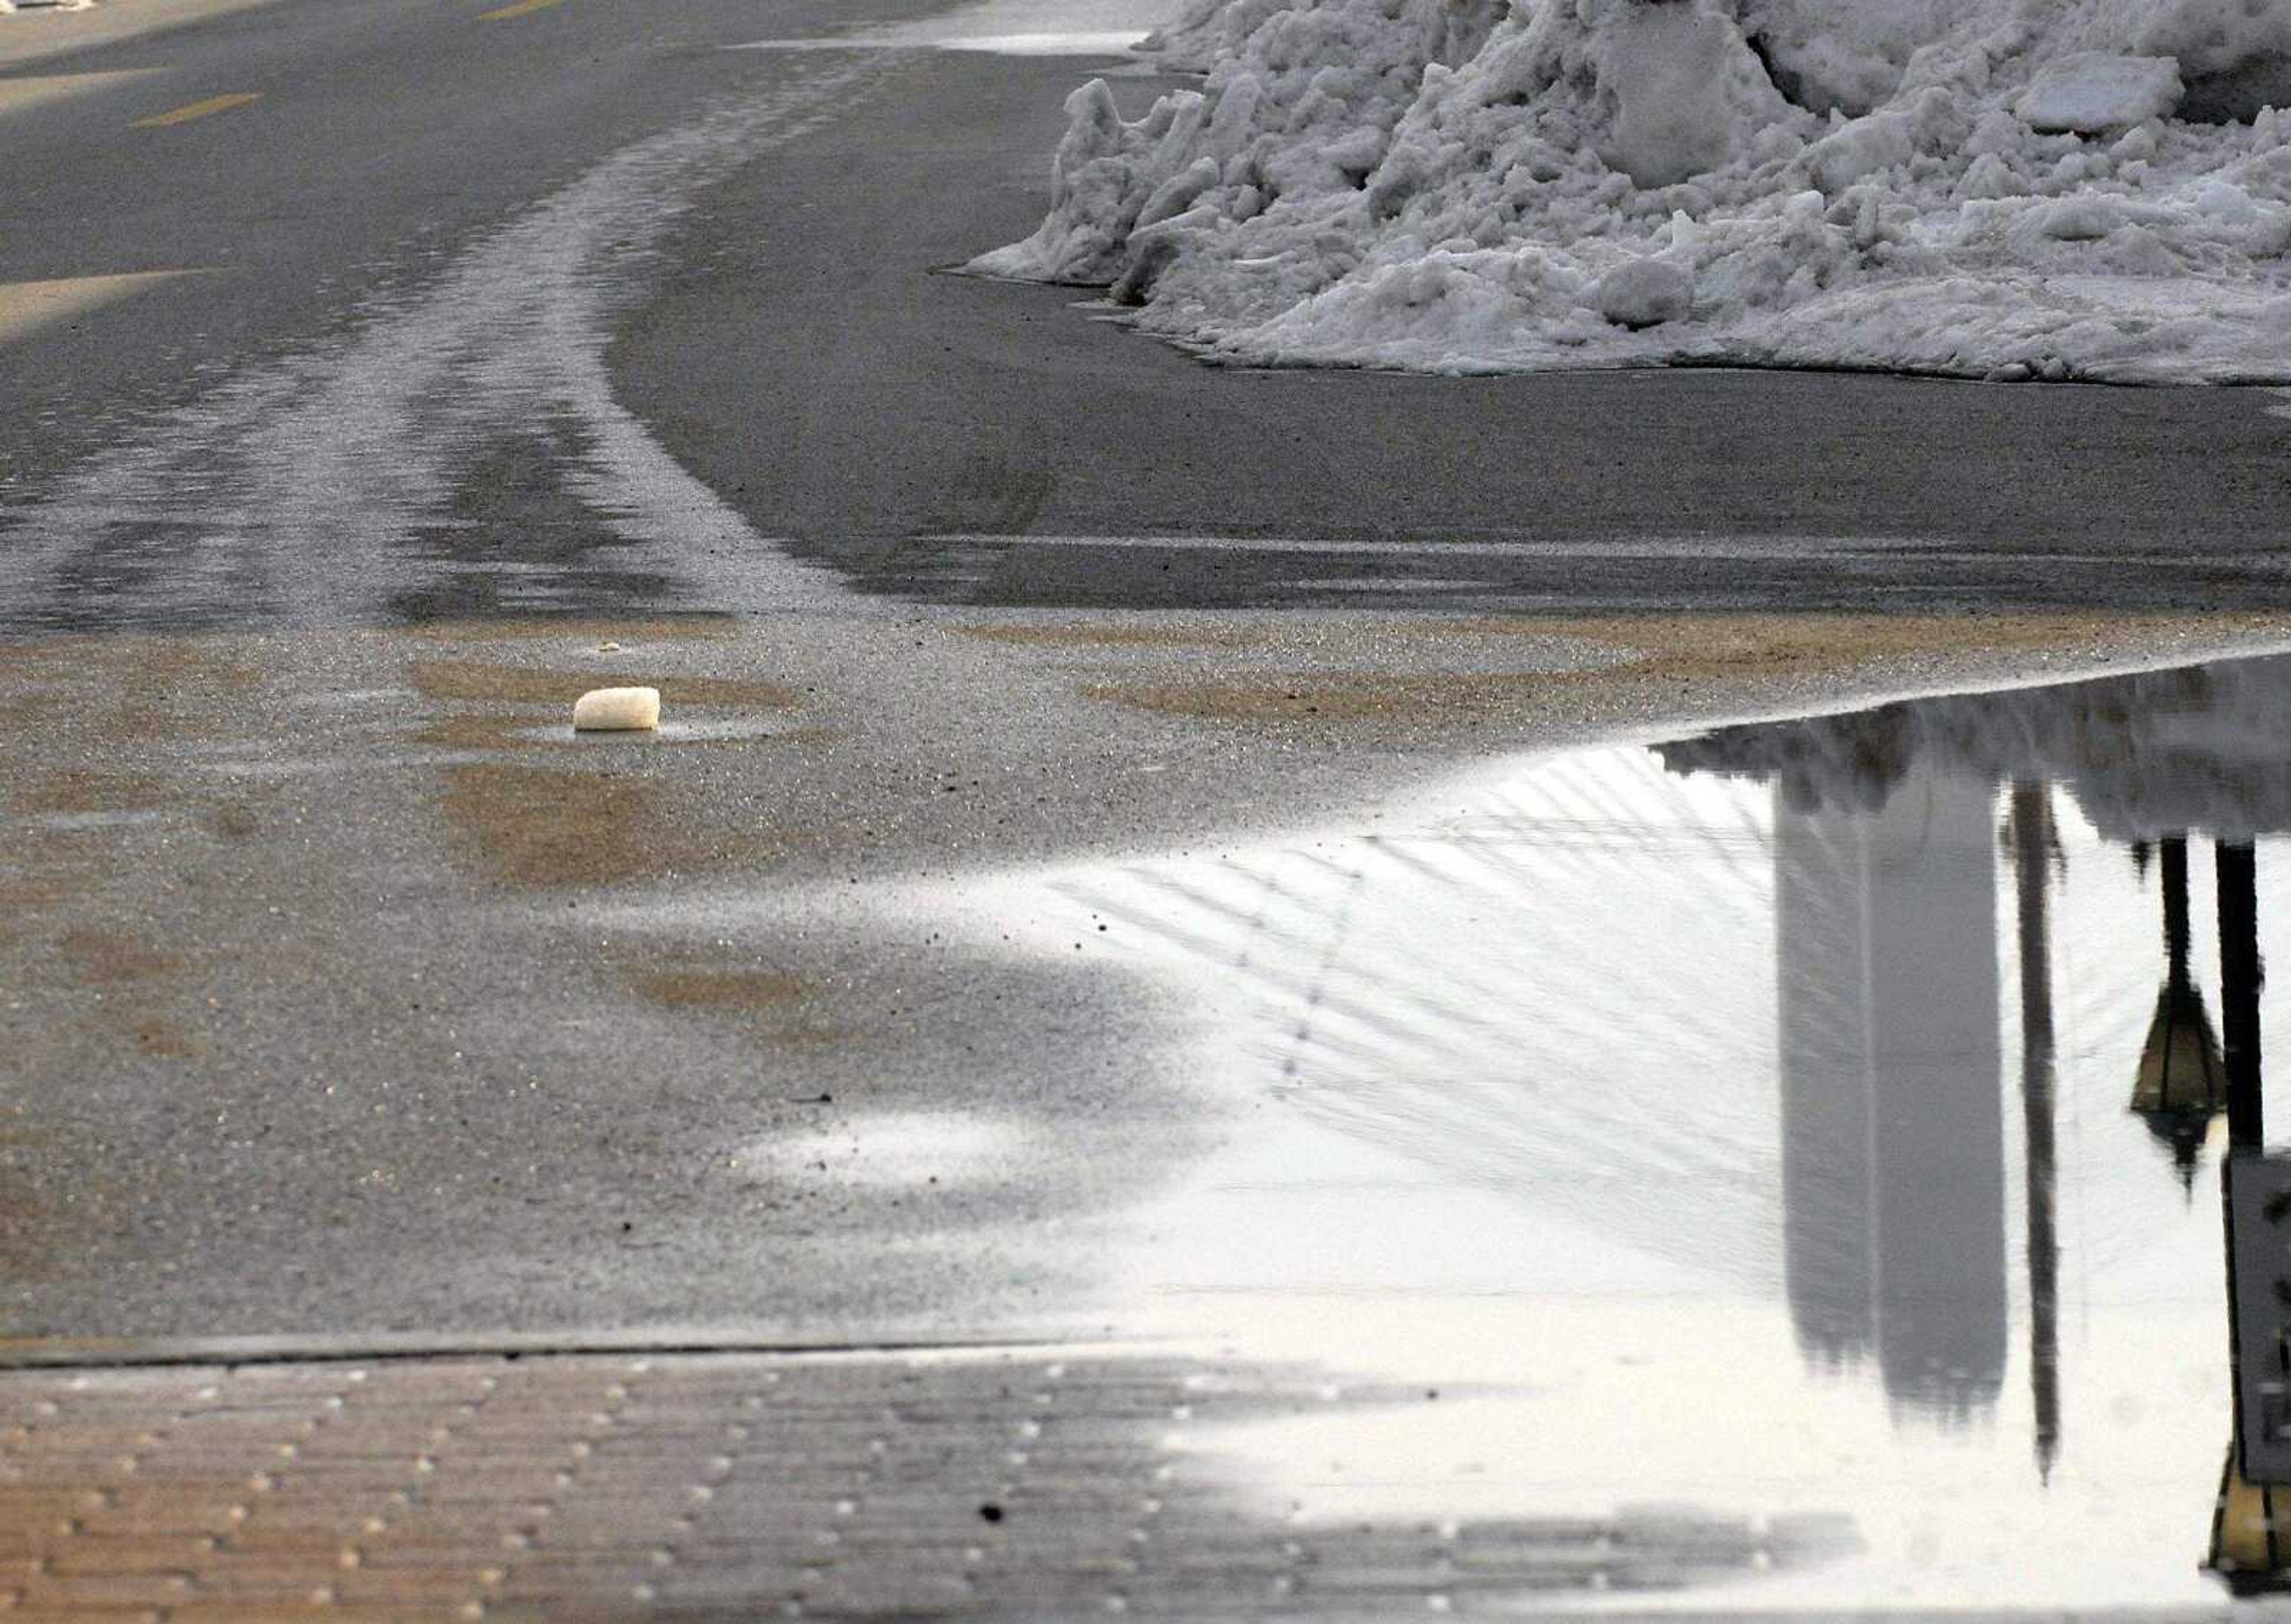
[2132,837,2228,1189]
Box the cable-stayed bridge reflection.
[1055,745,1784,1290]
[1669,650,2291,1591]
[1031,650,2291,1549]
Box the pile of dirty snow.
[968,0,2291,381]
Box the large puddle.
[783,650,2291,1606]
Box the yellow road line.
[0,270,210,346]
[480,0,564,18]
[132,89,260,128]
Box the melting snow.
[971,0,2291,381]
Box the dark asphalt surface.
[0,0,949,496]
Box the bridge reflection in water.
[1668,656,2291,1591]
[1010,651,2291,1601]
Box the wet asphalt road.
[0,0,948,499]
[6,0,2291,1350]
[10,1,2291,629]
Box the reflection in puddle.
[1761,758,2008,1423]
[524,717,784,744]
[734,29,1151,53]
[738,1112,1020,1189]
[24,808,168,832]
[730,0,1166,56]
[1665,662,2291,1598]
[856,650,2291,1606]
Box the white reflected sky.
[906,737,2291,1607]
[732,0,1172,55]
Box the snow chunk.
[967,79,1210,284]
[2137,0,2291,81]
[1737,0,1980,116]
[1802,107,1915,193]
[2135,0,2291,120]
[1600,1,1787,187]
[1597,256,1694,328]
[2017,53,2182,134]
[2029,196,2128,242]
[573,687,660,732]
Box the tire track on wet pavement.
[0,55,895,635]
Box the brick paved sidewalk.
[1,1347,1811,1620]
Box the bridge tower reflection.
[1773,762,2008,1421]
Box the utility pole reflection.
[2009,785,2061,1486]
[2207,841,2287,1591]
[2221,844,2263,1153]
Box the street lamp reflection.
[2133,837,2228,1191]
